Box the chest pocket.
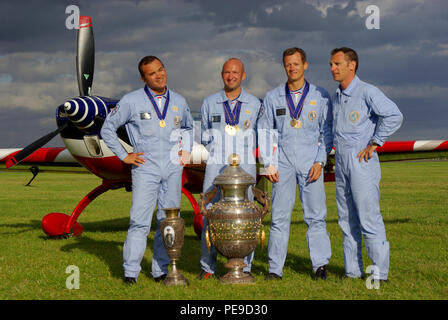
[339,96,369,134]
[274,107,286,131]
[211,113,222,127]
[136,109,157,138]
[163,111,179,131]
[302,106,319,132]
[239,107,257,130]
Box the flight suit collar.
[279,81,307,97]
[337,75,359,97]
[217,87,250,104]
[145,85,169,98]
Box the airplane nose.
[63,96,108,132]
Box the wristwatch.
[369,140,379,147]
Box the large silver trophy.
[200,154,270,284]
[160,207,189,286]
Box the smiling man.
[198,58,263,281]
[329,47,403,282]
[101,56,193,285]
[259,47,334,280]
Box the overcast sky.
[0,0,447,148]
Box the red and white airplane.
[2,16,447,239]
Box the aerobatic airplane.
[2,16,447,239]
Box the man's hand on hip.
[123,152,146,166]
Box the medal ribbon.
[285,81,309,120]
[144,85,170,120]
[222,100,242,126]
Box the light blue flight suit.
[200,88,262,274]
[332,75,403,280]
[101,86,193,279]
[258,82,333,277]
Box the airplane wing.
[0,147,80,167]
[376,140,448,161]
[3,139,447,168]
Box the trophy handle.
[199,187,218,218]
[258,229,265,249]
[251,186,270,220]
[205,226,211,252]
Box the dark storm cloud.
[0,0,447,148]
[0,1,70,54]
[186,0,360,31]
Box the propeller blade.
[5,123,68,168]
[76,16,94,96]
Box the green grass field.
[1,161,447,300]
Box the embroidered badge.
[349,111,360,123]
[174,116,181,127]
[172,106,178,112]
[308,110,317,122]
[309,100,317,106]
[245,109,251,114]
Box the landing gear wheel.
[41,212,83,238]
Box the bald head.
[222,58,245,73]
[221,58,246,96]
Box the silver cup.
[200,154,270,284]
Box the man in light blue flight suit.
[198,58,263,280]
[329,47,403,281]
[101,56,193,284]
[259,47,333,280]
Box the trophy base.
[163,271,189,287]
[220,258,255,284]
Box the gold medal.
[225,124,237,136]
[244,119,250,130]
[159,120,166,128]
[291,119,302,128]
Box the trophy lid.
[212,154,256,186]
